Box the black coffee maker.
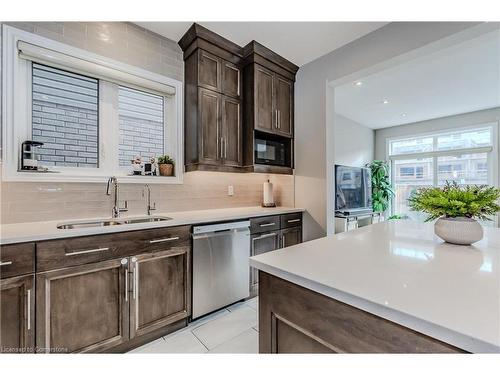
[21,141,44,170]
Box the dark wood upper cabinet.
[221,95,242,166]
[0,274,35,353]
[255,65,275,132]
[180,23,298,174]
[181,25,244,173]
[198,88,221,165]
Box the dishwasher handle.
[192,227,249,240]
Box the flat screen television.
[335,165,372,213]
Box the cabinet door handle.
[0,261,13,266]
[282,235,286,248]
[220,137,224,159]
[274,109,278,128]
[259,222,276,227]
[253,232,277,241]
[216,136,220,160]
[26,289,31,331]
[277,110,281,129]
[287,219,301,223]
[121,258,128,302]
[65,247,110,256]
[131,257,138,300]
[149,236,180,244]
[224,138,227,158]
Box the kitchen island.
[249,220,500,353]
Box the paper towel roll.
[263,180,275,207]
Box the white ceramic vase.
[434,217,483,245]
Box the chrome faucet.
[143,184,156,216]
[106,177,128,218]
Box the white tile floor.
[129,297,259,354]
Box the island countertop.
[249,220,500,353]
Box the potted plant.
[367,160,394,216]
[157,155,175,176]
[408,181,500,245]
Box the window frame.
[2,25,184,184]
[386,122,499,216]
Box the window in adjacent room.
[388,125,497,220]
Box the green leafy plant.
[408,181,500,222]
[388,214,403,220]
[157,155,175,165]
[367,160,394,213]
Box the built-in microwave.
[254,134,291,167]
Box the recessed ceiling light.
[383,99,389,104]
[401,113,407,117]
[354,81,363,87]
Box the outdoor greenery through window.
[389,126,495,220]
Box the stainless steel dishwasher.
[192,220,250,319]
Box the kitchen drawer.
[250,215,281,234]
[0,243,35,279]
[36,225,191,272]
[281,213,302,229]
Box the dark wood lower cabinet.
[280,226,302,248]
[129,248,191,339]
[259,272,466,353]
[36,258,130,353]
[0,274,35,353]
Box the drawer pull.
[65,247,110,256]
[149,236,180,244]
[259,223,276,227]
[0,261,13,266]
[253,232,277,241]
[27,289,31,331]
[287,219,301,223]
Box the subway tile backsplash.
[0,172,294,224]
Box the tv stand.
[334,211,383,234]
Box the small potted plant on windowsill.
[408,181,500,245]
[157,155,175,177]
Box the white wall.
[334,114,374,167]
[295,22,482,240]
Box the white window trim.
[2,25,184,184]
[385,121,499,216]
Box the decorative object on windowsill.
[408,181,500,245]
[131,156,143,175]
[262,179,276,207]
[21,140,44,170]
[150,157,158,176]
[158,155,175,176]
[366,160,394,217]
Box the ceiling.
[335,29,500,129]
[135,22,388,66]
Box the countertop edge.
[0,207,305,245]
[249,257,499,354]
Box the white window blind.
[17,40,176,96]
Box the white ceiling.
[135,22,388,66]
[335,29,500,129]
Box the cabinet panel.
[198,50,220,91]
[198,88,221,165]
[275,75,293,137]
[280,227,302,248]
[130,248,190,339]
[221,61,241,98]
[255,66,275,132]
[36,258,129,353]
[0,275,35,353]
[250,231,280,287]
[221,95,242,166]
[250,215,280,234]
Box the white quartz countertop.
[250,220,500,353]
[0,206,304,245]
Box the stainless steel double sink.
[57,216,172,229]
